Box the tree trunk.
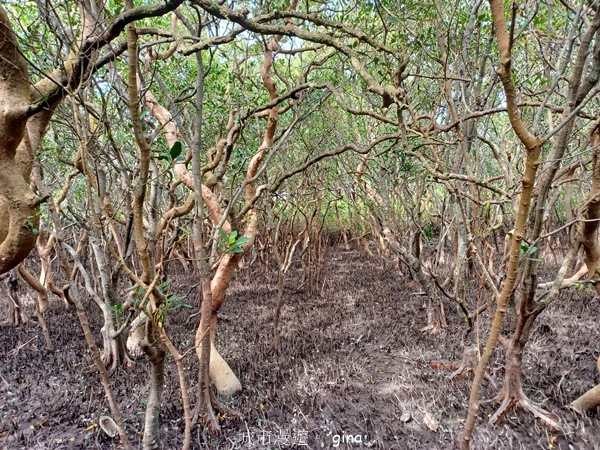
[568,124,600,416]
[570,384,600,414]
[141,322,167,450]
[207,311,242,396]
[63,285,133,450]
[4,271,27,324]
[89,231,131,370]
[461,1,545,446]
[488,308,560,429]
[490,332,527,423]
[100,304,130,370]
[0,7,42,274]
[194,280,220,432]
[272,268,285,350]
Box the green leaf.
[170,141,183,160]
[235,236,250,246]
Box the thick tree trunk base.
[192,385,241,435]
[140,330,167,450]
[449,345,478,380]
[209,342,241,396]
[569,384,600,414]
[490,336,561,431]
[429,345,483,380]
[420,299,444,334]
[194,391,221,435]
[103,333,133,371]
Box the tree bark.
[488,312,558,429]
[570,384,600,414]
[0,7,42,274]
[141,323,167,450]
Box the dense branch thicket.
[1,1,600,448]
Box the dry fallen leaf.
[423,412,439,432]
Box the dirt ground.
[1,246,600,449]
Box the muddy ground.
[1,246,600,449]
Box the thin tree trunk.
[4,272,27,325]
[461,1,544,447]
[194,280,219,431]
[63,286,134,450]
[569,123,600,414]
[126,10,164,447]
[272,268,285,349]
[34,171,133,450]
[141,322,167,450]
[160,328,192,450]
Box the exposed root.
[428,360,460,370]
[201,406,221,436]
[105,354,135,373]
[192,395,221,435]
[209,389,241,421]
[102,343,134,372]
[449,346,478,380]
[429,345,479,380]
[191,384,242,435]
[489,392,561,432]
[489,392,515,425]
[520,397,561,431]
